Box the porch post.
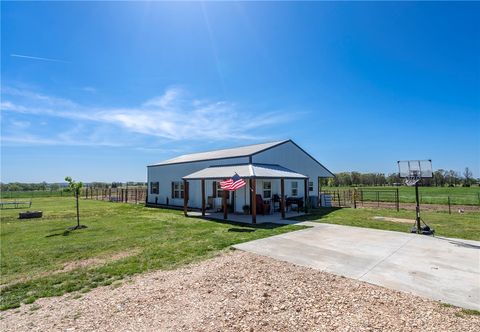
[223,188,228,220]
[280,178,285,219]
[304,178,309,213]
[251,178,256,224]
[183,179,188,217]
[201,179,206,217]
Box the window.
[150,182,159,194]
[309,181,314,192]
[213,181,229,199]
[263,181,271,199]
[172,181,184,199]
[291,181,298,197]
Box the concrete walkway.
[234,223,480,310]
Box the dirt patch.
[59,250,138,273]
[1,249,139,290]
[1,251,478,331]
[373,216,414,224]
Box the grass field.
[323,186,480,205]
[295,207,480,241]
[1,197,478,311]
[0,190,67,199]
[0,197,302,310]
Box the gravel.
[1,250,478,331]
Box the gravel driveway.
[1,251,478,331]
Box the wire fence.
[0,187,148,205]
[82,188,148,204]
[320,188,480,214]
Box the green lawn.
[295,207,480,241]
[0,197,302,310]
[323,186,480,205]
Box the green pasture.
[322,186,480,205]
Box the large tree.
[463,167,473,186]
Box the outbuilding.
[146,140,333,222]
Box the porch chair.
[255,194,270,215]
[207,196,214,210]
[272,194,281,212]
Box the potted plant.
[242,204,250,215]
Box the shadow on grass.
[291,207,343,221]
[46,230,71,237]
[228,228,255,233]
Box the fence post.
[353,189,357,209]
[396,188,399,212]
[448,196,451,214]
[377,191,380,208]
[337,191,341,207]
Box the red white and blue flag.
[220,173,246,191]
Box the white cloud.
[142,87,182,108]
[1,86,296,146]
[82,86,97,93]
[10,120,31,129]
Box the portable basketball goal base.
[397,160,435,235]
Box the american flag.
[220,173,246,191]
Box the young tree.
[65,176,86,230]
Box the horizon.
[1,2,479,182]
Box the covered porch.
[182,163,310,224]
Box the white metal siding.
[147,157,249,208]
[252,141,330,197]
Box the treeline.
[0,182,146,192]
[323,168,478,187]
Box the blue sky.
[1,2,479,182]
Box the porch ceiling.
[182,163,308,180]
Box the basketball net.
[405,177,420,186]
[405,171,420,186]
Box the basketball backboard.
[397,160,433,179]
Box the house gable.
[251,140,334,178]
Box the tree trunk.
[76,192,80,228]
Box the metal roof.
[182,163,308,180]
[149,140,288,166]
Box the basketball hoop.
[397,160,434,236]
[404,170,421,187]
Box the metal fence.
[82,188,147,204]
[320,188,479,214]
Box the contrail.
[10,54,69,63]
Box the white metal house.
[146,140,333,222]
